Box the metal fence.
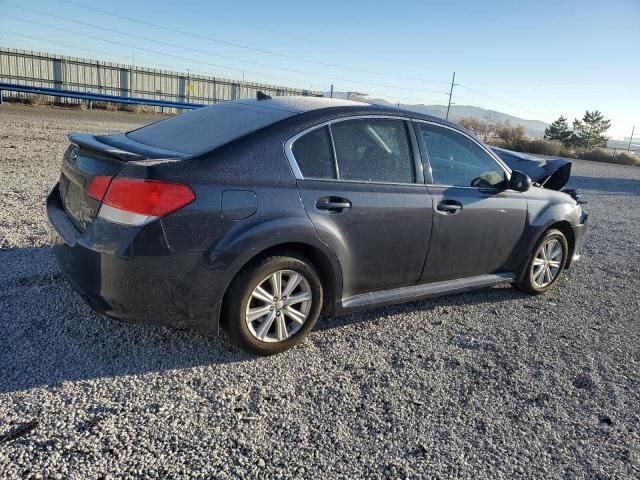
[0,48,321,111]
[0,82,207,110]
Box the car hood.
[491,147,572,190]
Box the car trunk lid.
[59,133,189,231]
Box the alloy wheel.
[531,238,564,288]
[245,269,313,343]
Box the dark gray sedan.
[47,96,588,354]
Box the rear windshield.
[126,101,296,155]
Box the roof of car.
[233,95,460,127]
[126,95,468,156]
[231,96,378,113]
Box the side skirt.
[339,272,516,314]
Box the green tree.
[571,110,611,149]
[544,115,572,146]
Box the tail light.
[88,176,195,226]
[87,175,112,201]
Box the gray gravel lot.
[1,104,639,479]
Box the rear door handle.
[436,200,463,214]
[316,197,352,213]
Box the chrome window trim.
[284,114,513,191]
[285,176,428,188]
[284,115,414,184]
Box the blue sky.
[1,0,638,137]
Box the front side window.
[291,126,336,179]
[331,119,415,183]
[418,123,506,188]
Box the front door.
[287,117,433,298]
[414,121,527,282]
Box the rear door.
[414,121,527,282]
[287,117,433,298]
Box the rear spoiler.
[68,133,190,161]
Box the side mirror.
[509,170,531,192]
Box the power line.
[0,31,325,89]
[2,33,551,119]
[0,5,557,119]
[0,33,451,106]
[51,0,449,85]
[1,32,135,64]
[202,13,417,70]
[0,27,554,121]
[0,32,447,105]
[451,95,497,111]
[450,93,552,126]
[457,84,551,121]
[365,92,449,104]
[0,7,450,98]
[0,15,345,89]
[0,17,331,89]
[0,33,447,107]
[0,36,522,114]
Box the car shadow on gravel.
[568,176,640,195]
[0,247,257,394]
[0,246,531,394]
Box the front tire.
[224,254,323,355]
[515,228,568,295]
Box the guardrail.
[0,82,207,110]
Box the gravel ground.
[1,104,639,479]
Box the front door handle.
[436,200,463,214]
[316,196,352,213]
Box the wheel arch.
[218,241,342,329]
[550,220,575,267]
[516,219,575,283]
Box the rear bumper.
[46,184,239,333]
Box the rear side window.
[331,119,414,183]
[291,126,336,179]
[418,123,506,188]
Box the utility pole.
[628,125,635,152]
[446,71,456,120]
[330,84,334,98]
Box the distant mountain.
[370,99,549,138]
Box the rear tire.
[515,228,568,295]
[224,253,323,355]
